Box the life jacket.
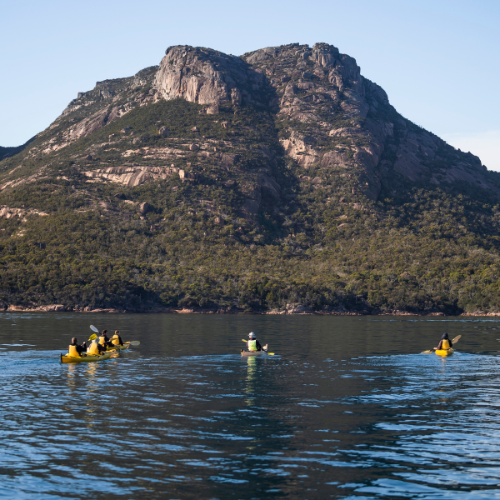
[88,342,100,355]
[68,345,81,357]
[111,334,120,345]
[441,339,451,350]
[248,340,257,352]
[99,335,107,346]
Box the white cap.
[248,332,256,339]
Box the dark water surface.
[1,314,500,499]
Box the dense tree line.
[1,100,499,313]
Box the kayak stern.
[435,348,454,357]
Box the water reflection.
[245,356,257,407]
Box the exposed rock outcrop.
[84,166,179,187]
[154,45,269,109]
[0,205,49,220]
[243,42,490,200]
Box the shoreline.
[2,304,500,317]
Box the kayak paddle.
[241,339,275,355]
[88,325,99,341]
[421,335,461,354]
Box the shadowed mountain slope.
[0,43,499,314]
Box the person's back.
[68,344,81,357]
[437,332,453,350]
[88,339,105,355]
[69,337,86,357]
[99,330,111,347]
[110,330,123,346]
[247,332,262,352]
[441,338,451,349]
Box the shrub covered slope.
[0,43,499,314]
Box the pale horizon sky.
[1,0,499,170]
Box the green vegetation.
[1,96,500,314]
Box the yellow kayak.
[435,348,454,357]
[105,342,132,352]
[60,350,116,363]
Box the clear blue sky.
[1,0,499,169]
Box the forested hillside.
[0,43,499,314]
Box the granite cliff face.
[4,43,492,203]
[153,43,492,201]
[246,43,489,200]
[154,46,269,112]
[0,43,499,314]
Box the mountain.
[0,141,31,161]
[1,42,500,315]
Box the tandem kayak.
[435,348,454,357]
[60,350,116,363]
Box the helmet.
[248,332,256,339]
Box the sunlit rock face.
[243,42,489,200]
[0,42,494,205]
[154,45,269,113]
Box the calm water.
[1,314,500,499]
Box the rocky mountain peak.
[1,41,494,205]
[154,45,269,113]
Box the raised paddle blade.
[90,325,99,333]
[88,333,97,341]
[129,341,140,346]
[241,339,247,342]
[452,335,462,344]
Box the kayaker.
[99,330,113,348]
[436,332,453,351]
[69,337,87,357]
[88,339,106,355]
[110,330,124,346]
[246,332,265,352]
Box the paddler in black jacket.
[110,330,124,346]
[436,332,453,350]
[69,337,87,356]
[99,330,113,348]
